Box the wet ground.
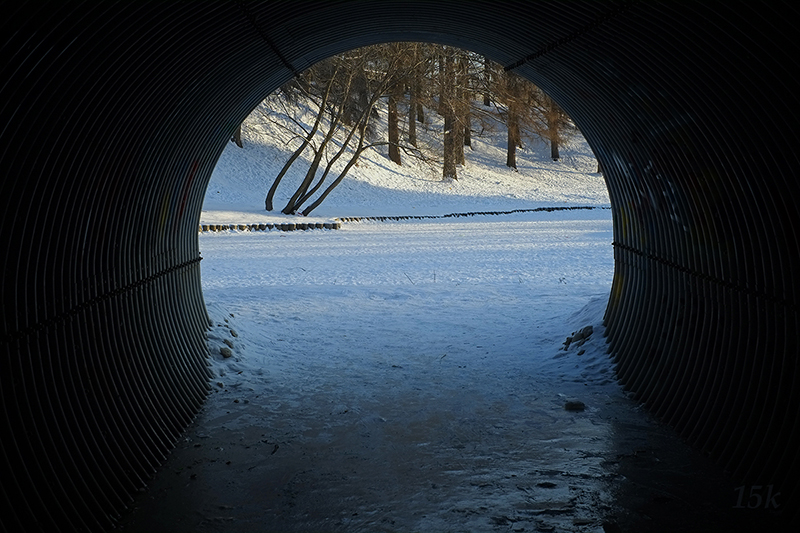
[114,340,787,533]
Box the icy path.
[119,210,748,532]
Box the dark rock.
[564,400,586,411]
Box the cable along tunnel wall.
[0,1,798,530]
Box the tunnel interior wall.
[1,1,798,530]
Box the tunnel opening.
[175,50,625,526]
[1,1,799,531]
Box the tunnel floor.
[116,217,785,532]
[115,349,780,533]
[115,352,780,532]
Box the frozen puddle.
[118,213,760,532]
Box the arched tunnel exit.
[0,1,798,531]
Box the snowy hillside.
[202,98,610,223]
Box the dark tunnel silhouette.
[1,1,799,530]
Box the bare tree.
[482,55,493,107]
[407,44,421,147]
[251,43,578,214]
[456,51,474,161]
[539,93,571,160]
[385,43,404,166]
[387,82,402,165]
[491,63,576,167]
[439,49,458,180]
[261,45,426,215]
[497,70,525,169]
[263,72,339,211]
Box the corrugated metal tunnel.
[1,1,798,530]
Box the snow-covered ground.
[201,208,617,405]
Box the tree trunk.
[296,107,367,208]
[301,108,379,216]
[437,54,445,116]
[281,109,342,214]
[506,111,518,169]
[301,144,371,216]
[441,52,457,180]
[455,116,465,165]
[544,95,562,161]
[483,56,492,106]
[265,71,338,211]
[282,151,324,214]
[407,45,419,146]
[408,83,417,147]
[454,53,468,165]
[415,46,426,124]
[550,136,560,161]
[266,140,307,211]
[388,86,401,165]
[443,112,457,180]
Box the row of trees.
[240,43,575,216]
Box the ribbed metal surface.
[0,1,798,530]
